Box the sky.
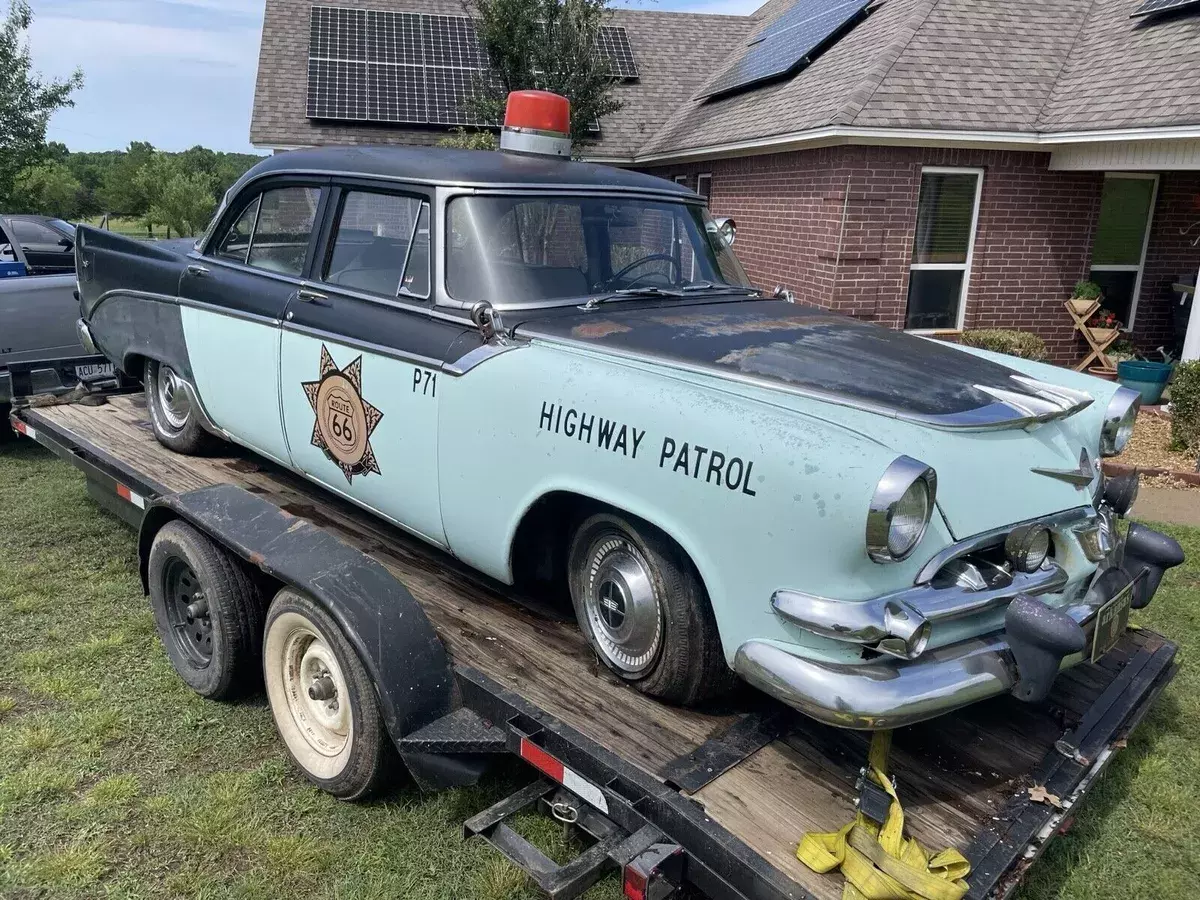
[30,0,761,155]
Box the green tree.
[13,160,81,217]
[135,153,217,238]
[0,0,83,208]
[461,0,622,149]
[99,140,155,217]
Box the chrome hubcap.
[158,366,191,430]
[583,534,662,676]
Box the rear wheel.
[147,520,264,699]
[145,358,215,454]
[263,588,393,800]
[568,511,736,705]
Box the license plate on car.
[74,363,114,380]
[1091,581,1134,663]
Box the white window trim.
[673,175,690,186]
[905,166,985,334]
[696,172,712,200]
[1089,172,1159,333]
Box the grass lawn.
[0,438,1197,899]
[77,217,196,240]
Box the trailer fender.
[138,483,455,744]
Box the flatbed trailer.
[9,392,1179,900]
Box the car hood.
[518,299,1105,537]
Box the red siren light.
[500,90,572,159]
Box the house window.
[674,175,690,188]
[696,173,711,200]
[1088,173,1158,331]
[904,168,984,331]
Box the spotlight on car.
[1103,469,1140,516]
[1100,387,1140,457]
[1005,523,1051,573]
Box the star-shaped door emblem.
[301,345,384,483]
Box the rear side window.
[324,191,430,299]
[212,186,321,277]
[247,187,321,276]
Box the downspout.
[1183,266,1200,362]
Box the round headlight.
[866,456,937,564]
[1100,387,1141,457]
[1004,523,1051,573]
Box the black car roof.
[241,145,697,197]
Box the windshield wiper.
[583,286,684,309]
[680,281,759,295]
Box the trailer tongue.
[10,392,1178,900]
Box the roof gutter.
[584,123,1200,167]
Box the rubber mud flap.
[1005,595,1086,703]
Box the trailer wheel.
[568,511,736,705]
[147,520,263,699]
[145,359,214,454]
[263,589,392,800]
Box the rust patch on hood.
[649,312,817,337]
[572,320,633,339]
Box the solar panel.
[1130,0,1200,17]
[306,5,636,128]
[699,0,868,99]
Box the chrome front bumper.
[738,521,1183,729]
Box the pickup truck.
[72,93,1186,799]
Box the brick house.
[251,0,1200,364]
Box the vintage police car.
[74,93,1183,736]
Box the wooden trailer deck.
[19,393,1178,900]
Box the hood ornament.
[1031,447,1097,490]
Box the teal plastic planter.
[1117,360,1173,405]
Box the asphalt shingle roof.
[251,0,1200,160]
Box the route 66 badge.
[302,345,383,483]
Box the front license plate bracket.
[1091,582,1134,663]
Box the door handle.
[296,288,329,305]
[186,264,210,278]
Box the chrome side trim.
[913,507,1093,585]
[176,295,281,326]
[442,342,526,376]
[281,321,444,369]
[176,376,222,438]
[90,288,180,317]
[522,332,1099,432]
[76,318,98,355]
[771,562,1069,659]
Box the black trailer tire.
[145,358,215,455]
[568,511,737,706]
[147,519,264,700]
[263,588,393,800]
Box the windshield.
[446,194,752,307]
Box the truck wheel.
[568,511,736,706]
[147,520,264,699]
[263,588,392,800]
[145,358,215,454]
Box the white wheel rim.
[265,611,354,779]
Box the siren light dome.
[499,90,572,159]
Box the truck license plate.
[1091,581,1134,663]
[74,363,114,380]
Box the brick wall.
[649,147,1197,365]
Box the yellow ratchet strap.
[796,731,971,900]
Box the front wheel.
[145,358,215,454]
[263,589,393,800]
[568,511,736,706]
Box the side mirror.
[713,216,737,247]
[58,236,74,250]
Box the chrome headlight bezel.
[1100,386,1141,457]
[866,456,937,564]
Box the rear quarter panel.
[437,340,951,665]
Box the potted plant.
[1069,280,1103,317]
[1086,307,1123,344]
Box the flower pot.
[1069,297,1099,317]
[1088,365,1118,381]
[1089,327,1118,344]
[1118,360,1173,405]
